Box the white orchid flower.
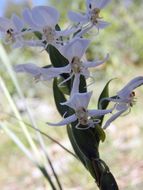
[0,14,25,47]
[14,63,70,82]
[68,0,111,35]
[22,6,76,48]
[103,76,143,129]
[59,37,109,94]
[14,38,108,94]
[47,91,112,129]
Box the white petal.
[88,109,112,117]
[118,76,143,98]
[14,63,71,80]
[22,8,38,28]
[32,6,59,27]
[71,73,80,96]
[115,103,129,111]
[56,27,77,37]
[94,0,111,9]
[95,20,110,29]
[41,65,71,80]
[12,14,24,31]
[47,114,77,126]
[83,53,109,68]
[61,91,92,110]
[102,109,125,129]
[14,63,41,76]
[68,11,88,23]
[61,38,90,62]
[0,17,13,31]
[87,0,111,10]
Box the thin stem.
[2,112,77,158]
[0,123,57,190]
[46,154,63,190]
[38,166,57,190]
[0,45,62,186]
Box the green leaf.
[79,75,87,93]
[48,45,68,67]
[100,172,119,190]
[71,124,99,159]
[53,78,72,117]
[96,79,114,126]
[98,79,113,110]
[67,126,87,166]
[67,125,97,179]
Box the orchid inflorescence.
[0,0,143,189]
[1,0,141,130]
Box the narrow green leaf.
[100,172,119,190]
[71,124,99,159]
[48,45,68,67]
[53,78,72,117]
[79,75,87,93]
[98,79,113,110]
[67,125,97,179]
[67,126,87,166]
[38,165,57,190]
[53,78,66,116]
[96,79,114,127]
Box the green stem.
[38,166,57,190]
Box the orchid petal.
[47,114,77,126]
[61,38,90,62]
[71,73,80,96]
[87,0,111,10]
[93,0,111,9]
[56,27,77,37]
[96,20,110,29]
[118,76,143,98]
[115,103,129,111]
[12,14,24,31]
[0,17,13,31]
[42,64,71,80]
[15,63,71,80]
[68,11,88,23]
[88,108,112,117]
[32,6,59,27]
[14,63,41,76]
[23,8,38,28]
[103,109,126,129]
[83,53,109,68]
[61,91,92,110]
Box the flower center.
[6,28,15,43]
[43,26,55,43]
[76,107,88,125]
[129,91,136,107]
[71,56,82,73]
[90,8,102,24]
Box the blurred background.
[0,0,143,189]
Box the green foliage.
[100,172,119,190]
